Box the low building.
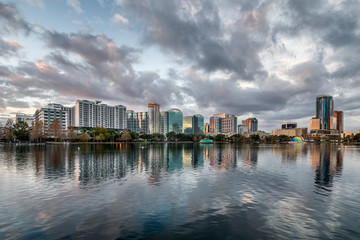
[272,128,308,137]
[15,114,34,126]
[237,125,248,135]
[243,130,269,138]
[281,122,297,129]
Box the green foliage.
[278,134,290,142]
[354,133,360,142]
[250,134,260,142]
[13,121,30,142]
[91,127,111,141]
[214,134,226,141]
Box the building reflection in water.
[14,144,263,185]
[240,145,258,168]
[310,144,343,189]
[271,143,308,164]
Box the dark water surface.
[1,143,360,239]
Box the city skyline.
[1,1,360,132]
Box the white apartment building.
[15,114,34,126]
[74,100,126,129]
[34,103,68,131]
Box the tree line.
[1,118,360,143]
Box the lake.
[1,143,360,239]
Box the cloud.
[2,1,360,131]
[111,13,129,25]
[0,38,22,57]
[0,2,32,35]
[66,0,83,14]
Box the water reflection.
[1,143,359,239]
[310,144,343,194]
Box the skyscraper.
[183,116,193,134]
[148,102,160,134]
[168,109,183,134]
[193,114,204,134]
[334,110,344,133]
[242,117,258,132]
[316,95,334,130]
[182,114,204,134]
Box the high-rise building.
[316,95,334,130]
[204,123,209,133]
[182,114,204,134]
[221,115,237,134]
[168,109,183,134]
[74,100,126,129]
[183,116,193,134]
[310,118,321,130]
[193,114,204,134]
[334,111,344,133]
[210,113,237,134]
[127,110,148,133]
[148,102,160,134]
[210,116,221,134]
[15,114,34,126]
[160,109,184,135]
[242,117,258,132]
[34,103,69,131]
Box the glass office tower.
[183,116,193,134]
[193,114,204,134]
[316,95,334,130]
[168,109,183,134]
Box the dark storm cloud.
[2,0,360,130]
[0,2,32,34]
[121,0,268,79]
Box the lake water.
[1,143,360,239]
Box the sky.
[0,0,360,132]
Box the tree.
[13,121,30,142]
[121,132,131,142]
[67,126,78,141]
[80,132,90,142]
[31,120,45,142]
[49,119,62,141]
[353,133,360,142]
[214,134,226,142]
[166,131,177,141]
[4,119,14,142]
[250,134,260,142]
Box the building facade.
[209,116,221,134]
[148,102,160,134]
[316,95,334,130]
[183,114,204,134]
[127,110,148,133]
[242,117,258,132]
[34,103,68,131]
[183,116,193,134]
[238,125,249,135]
[334,110,344,133]
[168,109,183,134]
[15,114,34,126]
[221,115,237,134]
[281,122,297,129]
[74,100,126,129]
